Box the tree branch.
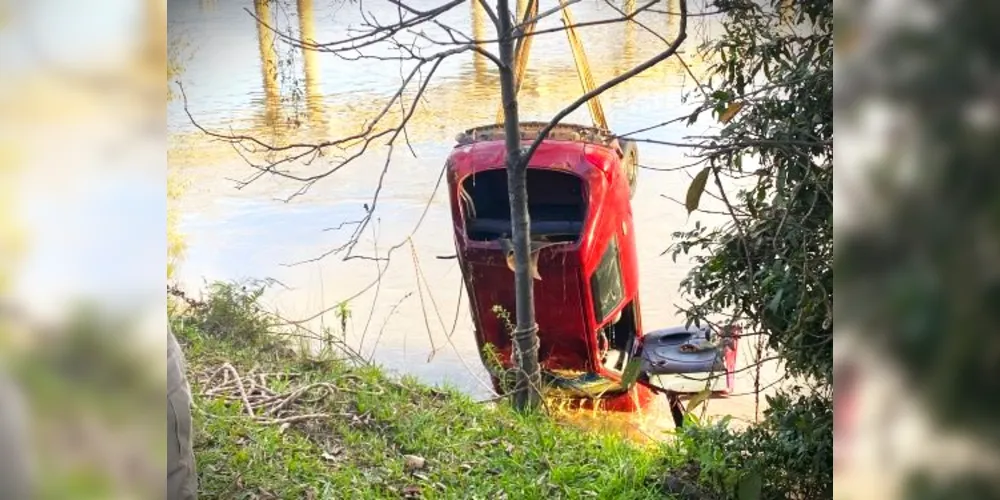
[245,0,465,55]
[519,0,688,168]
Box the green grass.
[169,282,674,499]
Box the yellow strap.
[495,0,608,132]
[559,0,607,130]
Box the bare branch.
[512,0,582,31]
[181,46,458,195]
[244,0,465,55]
[626,137,830,154]
[411,29,505,67]
[600,0,709,100]
[437,0,664,46]
[286,161,448,325]
[647,6,731,16]
[364,291,414,362]
[519,0,689,169]
[515,0,662,40]
[323,219,365,233]
[616,114,693,138]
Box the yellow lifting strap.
[495,0,608,131]
[559,0,608,130]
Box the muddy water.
[167,0,784,440]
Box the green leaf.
[620,358,642,389]
[686,387,712,413]
[685,167,711,214]
[738,471,763,500]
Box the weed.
[480,342,515,395]
[172,281,670,499]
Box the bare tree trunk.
[497,0,542,412]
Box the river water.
[167,0,784,440]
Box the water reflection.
[297,0,325,129]
[623,5,637,72]
[253,0,281,130]
[667,0,680,31]
[169,0,710,151]
[471,0,490,86]
[165,1,783,440]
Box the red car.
[446,122,738,420]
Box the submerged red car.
[446,122,739,420]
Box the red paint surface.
[722,326,741,395]
[446,138,656,411]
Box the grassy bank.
[169,282,690,499]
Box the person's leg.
[167,327,197,500]
[0,370,34,499]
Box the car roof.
[454,121,619,149]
